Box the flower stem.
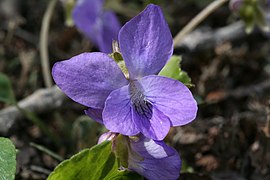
[40,0,57,88]
[173,0,229,47]
[30,142,63,161]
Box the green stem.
[40,0,57,88]
[173,0,229,47]
[30,142,63,161]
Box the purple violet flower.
[128,134,181,180]
[72,0,121,53]
[52,4,197,140]
[98,133,181,180]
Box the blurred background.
[0,0,270,179]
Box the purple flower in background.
[229,0,243,12]
[98,133,181,180]
[72,0,121,53]
[52,4,197,140]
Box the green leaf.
[0,137,16,180]
[48,141,142,180]
[178,71,193,87]
[159,56,192,86]
[239,0,269,33]
[0,73,16,105]
[104,170,143,180]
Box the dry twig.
[0,86,66,135]
[174,21,246,53]
[173,0,229,46]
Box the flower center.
[129,81,153,119]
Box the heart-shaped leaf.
[48,141,142,180]
[0,137,16,180]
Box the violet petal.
[103,85,140,136]
[133,106,171,141]
[72,0,120,53]
[119,4,173,79]
[52,52,128,109]
[128,135,181,180]
[140,75,197,126]
[98,11,121,53]
[84,108,103,124]
[72,0,103,45]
